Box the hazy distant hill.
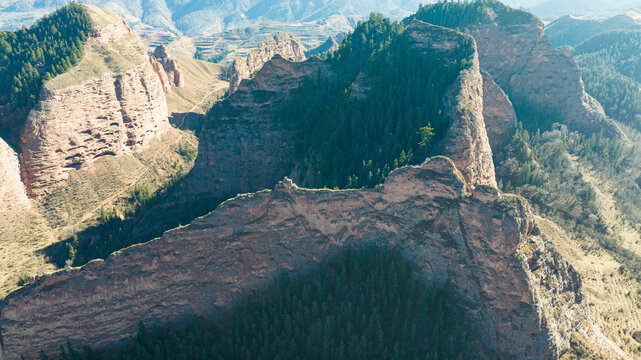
[0,0,426,36]
[532,0,641,19]
[546,10,641,47]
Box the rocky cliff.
[0,157,619,359]
[0,138,30,212]
[150,44,184,93]
[19,5,170,198]
[481,69,517,152]
[461,7,625,139]
[228,32,307,94]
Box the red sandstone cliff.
[460,8,625,140]
[228,32,307,94]
[0,138,30,212]
[18,5,170,198]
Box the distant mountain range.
[0,0,427,36]
[546,9,641,47]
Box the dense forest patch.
[282,13,474,189]
[0,3,90,146]
[55,247,478,359]
[573,29,641,129]
[408,0,536,30]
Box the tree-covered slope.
[282,14,475,189]
[573,29,641,129]
[0,2,90,146]
[56,247,478,360]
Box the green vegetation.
[282,13,474,189]
[573,30,641,129]
[195,48,230,64]
[410,0,536,30]
[55,247,477,359]
[0,3,90,144]
[50,141,198,268]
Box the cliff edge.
[0,157,619,359]
[19,4,170,198]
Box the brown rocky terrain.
[481,69,517,152]
[0,157,622,359]
[460,10,625,140]
[0,138,30,212]
[150,44,184,92]
[18,5,170,198]
[228,32,307,94]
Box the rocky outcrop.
[0,157,618,359]
[19,6,169,198]
[460,7,625,139]
[481,69,517,152]
[0,138,30,212]
[150,44,184,92]
[228,32,307,94]
[404,21,496,189]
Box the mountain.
[545,10,641,47]
[8,1,641,359]
[0,6,626,359]
[528,0,641,19]
[0,0,426,36]
[0,3,224,298]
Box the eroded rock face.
[228,32,307,94]
[0,138,30,212]
[19,11,169,198]
[404,20,496,189]
[150,44,184,92]
[463,13,625,139]
[481,69,517,152]
[0,157,614,359]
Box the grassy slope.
[45,4,146,91]
[0,128,197,298]
[164,54,228,130]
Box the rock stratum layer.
[228,32,307,94]
[19,5,169,198]
[460,6,624,139]
[0,138,30,212]
[0,157,616,359]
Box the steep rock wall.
[0,138,30,212]
[19,7,169,198]
[481,69,517,152]
[0,157,616,359]
[228,32,307,94]
[463,15,625,139]
[150,44,184,92]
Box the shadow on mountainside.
[38,175,222,269]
